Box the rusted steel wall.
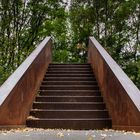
[0,37,52,126]
[88,37,140,131]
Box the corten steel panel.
[0,37,52,126]
[88,37,140,132]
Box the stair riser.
[48,66,91,68]
[30,111,109,118]
[48,68,92,71]
[33,103,106,110]
[45,74,95,77]
[46,71,93,74]
[39,91,101,96]
[41,81,97,85]
[40,86,99,90]
[35,97,103,102]
[43,77,96,81]
[26,119,111,130]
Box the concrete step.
[48,64,91,68]
[30,109,109,118]
[40,85,99,90]
[41,81,98,85]
[33,102,106,110]
[45,74,95,77]
[47,68,92,71]
[46,71,93,74]
[43,77,96,81]
[49,63,90,65]
[35,96,103,102]
[26,118,111,129]
[39,90,101,96]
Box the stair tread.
[34,102,104,104]
[31,109,107,111]
[46,73,93,75]
[39,91,101,96]
[27,118,111,120]
[42,81,97,82]
[48,66,91,68]
[45,74,95,79]
[36,96,101,97]
[46,71,93,72]
[41,81,98,85]
[49,64,90,66]
[40,85,98,87]
[46,74,94,75]
[39,90,100,92]
[48,68,91,70]
[44,77,96,80]
[50,63,90,65]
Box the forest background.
[0,0,140,89]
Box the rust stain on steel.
[88,36,140,132]
[0,37,52,125]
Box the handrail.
[0,37,52,126]
[88,36,140,131]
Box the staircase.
[26,64,111,129]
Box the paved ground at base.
[0,128,140,140]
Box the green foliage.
[0,0,67,84]
[0,0,140,89]
[69,0,140,88]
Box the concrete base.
[0,129,140,140]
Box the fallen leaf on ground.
[57,132,64,138]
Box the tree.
[0,0,140,89]
[69,0,140,88]
[0,0,67,84]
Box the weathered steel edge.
[113,125,140,132]
[0,125,26,130]
[0,36,52,125]
[89,36,140,111]
[0,37,51,106]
